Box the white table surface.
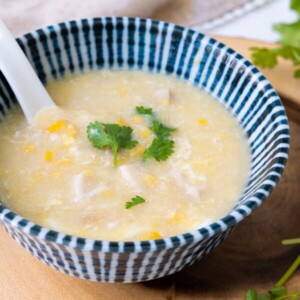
[205,0,296,42]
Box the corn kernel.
[67,124,78,137]
[147,231,162,240]
[168,214,184,223]
[133,116,143,124]
[24,143,35,153]
[192,163,204,172]
[47,120,68,133]
[44,150,53,162]
[198,118,208,126]
[116,117,126,126]
[130,145,145,157]
[139,128,151,139]
[220,132,228,140]
[61,135,76,147]
[118,86,128,96]
[83,167,94,175]
[76,229,90,238]
[55,159,71,166]
[47,120,78,137]
[180,107,189,114]
[52,172,62,177]
[143,173,158,187]
[161,98,170,105]
[102,188,114,197]
[117,155,127,166]
[39,214,47,221]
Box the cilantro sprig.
[250,0,300,78]
[125,195,146,209]
[143,138,175,162]
[87,106,177,167]
[87,121,137,167]
[135,105,177,162]
[245,238,300,300]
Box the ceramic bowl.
[0,17,289,282]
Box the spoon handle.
[0,20,55,122]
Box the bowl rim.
[0,16,290,253]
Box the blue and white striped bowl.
[0,17,289,282]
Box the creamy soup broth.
[0,71,250,241]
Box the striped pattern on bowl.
[0,17,289,282]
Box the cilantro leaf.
[278,45,300,65]
[250,47,279,68]
[87,121,137,167]
[295,69,300,78]
[143,138,174,162]
[135,106,153,115]
[249,4,300,79]
[245,289,270,300]
[273,21,300,48]
[135,106,177,162]
[291,0,300,14]
[268,286,287,298]
[245,242,300,300]
[149,119,177,138]
[125,195,145,209]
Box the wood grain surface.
[217,36,300,110]
[0,37,299,299]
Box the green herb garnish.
[135,106,153,115]
[87,121,138,167]
[149,119,176,138]
[143,138,175,162]
[250,0,300,78]
[282,238,300,245]
[125,195,146,209]
[245,238,300,299]
[135,106,177,162]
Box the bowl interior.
[0,17,289,250]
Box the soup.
[0,71,250,241]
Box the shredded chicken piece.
[171,164,206,199]
[119,164,142,193]
[154,88,171,103]
[72,171,106,202]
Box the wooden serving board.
[0,37,299,300]
[216,36,300,110]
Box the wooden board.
[0,37,299,299]
[216,36,300,110]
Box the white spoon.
[0,20,55,122]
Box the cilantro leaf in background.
[143,138,174,162]
[245,238,300,300]
[245,289,270,300]
[125,195,146,209]
[250,47,279,68]
[291,0,300,14]
[250,0,300,78]
[268,286,287,298]
[294,68,300,78]
[87,121,137,167]
[273,21,300,48]
[245,283,300,300]
[277,45,300,65]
